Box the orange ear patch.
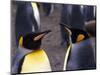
[77,34,85,42]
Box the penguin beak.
[34,30,51,41]
[41,30,51,34]
[60,23,72,36]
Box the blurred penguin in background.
[60,4,72,45]
[15,1,40,47]
[42,3,54,16]
[83,6,96,22]
[70,5,85,29]
[60,5,85,46]
[83,6,96,63]
[83,6,96,36]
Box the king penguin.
[60,23,96,71]
[16,30,52,74]
[12,2,41,74]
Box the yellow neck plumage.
[21,49,51,73]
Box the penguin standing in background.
[60,24,96,71]
[83,5,96,36]
[83,6,96,63]
[15,2,40,47]
[14,30,52,74]
[70,5,85,29]
[83,6,95,22]
[85,20,96,64]
[60,5,85,46]
[42,3,54,16]
[85,20,96,37]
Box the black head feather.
[60,23,89,43]
[21,30,51,50]
[70,28,89,43]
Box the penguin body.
[16,30,51,74]
[67,38,95,70]
[61,24,96,70]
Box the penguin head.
[19,30,51,50]
[60,23,89,43]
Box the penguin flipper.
[17,55,25,74]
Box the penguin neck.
[63,36,72,70]
[18,45,32,51]
[67,35,72,47]
[31,48,44,52]
[75,37,90,44]
[19,45,43,51]
[29,49,45,56]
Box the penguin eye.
[76,34,85,42]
